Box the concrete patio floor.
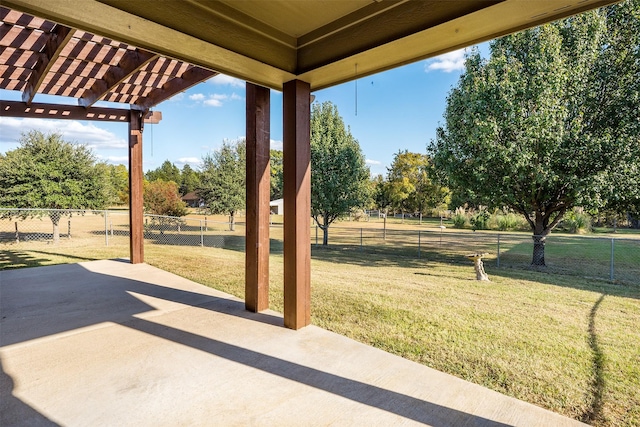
[0,260,585,426]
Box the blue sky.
[0,47,485,177]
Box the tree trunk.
[50,212,61,243]
[322,215,329,245]
[532,235,546,266]
[229,212,235,231]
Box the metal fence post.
[418,230,421,259]
[15,221,19,243]
[105,210,109,246]
[497,234,501,267]
[610,238,615,282]
[200,220,204,247]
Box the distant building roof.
[181,191,200,201]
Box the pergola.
[1,0,618,330]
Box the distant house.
[182,191,203,208]
[270,198,283,215]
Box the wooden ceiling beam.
[135,66,217,110]
[21,23,73,104]
[297,1,501,74]
[1,100,130,122]
[79,49,158,108]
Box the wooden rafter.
[1,100,129,121]
[22,23,73,104]
[79,49,158,108]
[1,8,219,111]
[135,66,217,110]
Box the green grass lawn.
[2,231,639,426]
[146,245,639,427]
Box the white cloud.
[176,157,202,166]
[189,93,205,101]
[203,98,223,107]
[97,155,128,164]
[425,49,466,73]
[230,93,243,101]
[210,74,245,88]
[0,117,126,149]
[270,139,283,150]
[365,159,381,165]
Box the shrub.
[562,208,592,234]
[351,209,369,222]
[493,211,527,231]
[470,208,490,231]
[451,207,468,228]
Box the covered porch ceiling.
[2,0,619,92]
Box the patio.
[1,260,585,426]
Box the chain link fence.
[1,209,638,284]
[312,225,639,284]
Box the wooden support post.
[129,111,144,264]
[245,83,271,312]
[283,80,311,330]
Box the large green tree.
[146,160,181,185]
[311,102,370,245]
[105,163,129,205]
[270,149,284,201]
[0,130,109,242]
[179,164,201,196]
[198,139,246,231]
[429,1,639,266]
[386,150,450,223]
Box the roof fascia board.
[98,0,297,71]
[297,0,502,72]
[3,0,295,90]
[299,0,620,91]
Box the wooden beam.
[135,66,218,110]
[282,79,311,330]
[22,23,73,104]
[296,1,500,73]
[129,111,144,264]
[245,82,270,313]
[79,50,158,108]
[0,100,131,122]
[144,110,162,124]
[2,0,294,90]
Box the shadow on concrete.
[0,262,281,347]
[1,261,512,426]
[0,359,60,427]
[125,317,512,427]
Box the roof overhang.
[2,0,620,92]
